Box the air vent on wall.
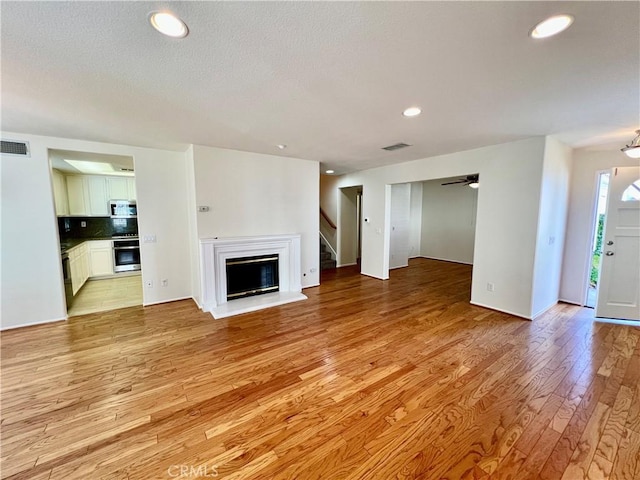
[120,168,134,172]
[1,140,30,157]
[382,142,411,151]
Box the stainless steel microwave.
[109,200,137,218]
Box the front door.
[596,166,640,320]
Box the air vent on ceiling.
[1,140,30,157]
[382,142,411,151]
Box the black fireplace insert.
[226,254,279,301]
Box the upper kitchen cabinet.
[58,174,136,217]
[66,175,107,216]
[107,177,128,200]
[85,176,109,216]
[128,178,136,201]
[51,170,69,216]
[66,175,87,215]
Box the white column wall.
[531,136,572,317]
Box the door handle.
[605,251,615,256]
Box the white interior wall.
[1,137,66,328]
[531,136,573,317]
[420,178,477,264]
[389,183,411,269]
[185,145,201,307]
[560,148,640,305]
[1,131,192,329]
[191,145,319,288]
[338,186,359,267]
[408,182,423,258]
[335,136,548,318]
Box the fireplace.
[200,234,307,319]
[226,254,279,300]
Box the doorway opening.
[337,186,363,268]
[388,176,479,276]
[585,171,610,308]
[49,149,143,317]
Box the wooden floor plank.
[1,259,639,480]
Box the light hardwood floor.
[67,274,142,317]
[1,259,639,479]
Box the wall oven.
[113,236,141,272]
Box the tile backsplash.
[58,217,138,240]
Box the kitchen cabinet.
[69,242,90,295]
[85,176,109,216]
[52,170,69,216]
[88,240,114,277]
[63,174,135,216]
[66,175,87,215]
[107,177,129,200]
[128,178,137,201]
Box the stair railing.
[319,231,338,259]
[320,207,337,229]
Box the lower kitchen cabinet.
[88,240,114,277]
[69,243,89,295]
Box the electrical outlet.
[143,235,157,243]
[486,282,494,292]
[81,221,86,228]
[310,267,317,273]
[161,279,168,287]
[146,280,153,288]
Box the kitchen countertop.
[60,237,113,254]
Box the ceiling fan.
[441,174,480,188]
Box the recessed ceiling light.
[325,170,335,174]
[530,14,574,39]
[402,107,422,117]
[277,144,287,150]
[149,12,189,38]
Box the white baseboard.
[1,316,66,331]
[469,301,531,320]
[361,271,388,281]
[531,301,559,319]
[192,296,203,309]
[419,256,473,266]
[559,298,582,306]
[337,262,357,268]
[389,264,409,270]
[143,295,193,307]
[303,283,320,289]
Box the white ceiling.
[2,1,638,173]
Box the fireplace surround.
[200,234,306,319]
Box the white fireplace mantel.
[200,234,306,319]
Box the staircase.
[320,240,336,270]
